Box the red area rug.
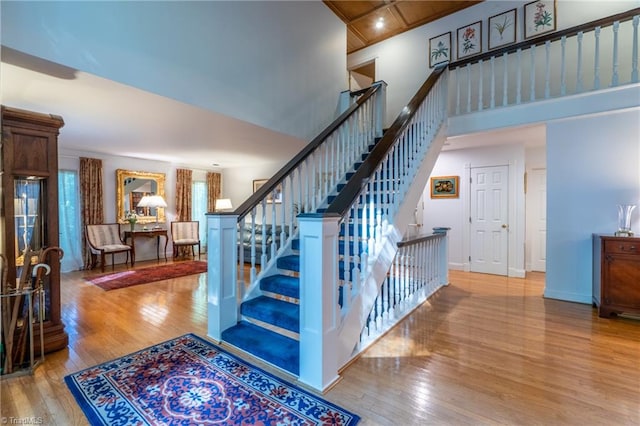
[65,334,360,425]
[87,261,207,290]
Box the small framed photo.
[489,8,517,50]
[429,32,451,68]
[456,21,482,59]
[430,176,459,199]
[524,0,556,39]
[253,179,282,204]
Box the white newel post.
[433,227,450,286]
[206,213,238,341]
[373,81,387,138]
[298,214,341,391]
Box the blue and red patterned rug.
[65,333,360,425]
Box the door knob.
[502,224,509,229]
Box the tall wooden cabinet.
[592,234,640,318]
[1,105,68,353]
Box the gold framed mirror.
[116,169,166,225]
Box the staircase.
[221,138,382,376]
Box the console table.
[593,234,640,318]
[124,229,169,264]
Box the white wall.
[1,1,347,141]
[348,0,639,128]
[546,108,640,303]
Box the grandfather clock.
[1,105,68,353]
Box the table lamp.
[137,195,167,228]
[215,198,233,212]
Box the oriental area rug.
[87,261,207,290]
[65,334,360,426]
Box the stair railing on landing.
[449,8,639,116]
[359,229,450,348]
[206,81,386,339]
[297,66,450,391]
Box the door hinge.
[469,217,472,224]
[469,255,471,262]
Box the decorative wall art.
[430,176,459,199]
[489,8,517,50]
[429,32,451,68]
[524,0,556,39]
[456,21,482,59]
[253,179,282,204]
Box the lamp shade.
[137,195,167,208]
[215,198,233,211]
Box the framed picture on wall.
[524,0,556,39]
[430,176,459,199]
[429,32,451,68]
[489,8,517,50]
[253,179,282,204]
[456,21,482,59]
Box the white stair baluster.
[560,36,567,96]
[478,60,484,111]
[594,26,601,90]
[544,40,551,99]
[490,56,496,109]
[612,21,620,87]
[466,63,472,113]
[577,31,584,93]
[530,45,536,102]
[632,16,639,83]
[455,67,461,115]
[516,49,522,104]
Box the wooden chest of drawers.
[593,234,640,318]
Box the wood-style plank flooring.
[1,261,639,425]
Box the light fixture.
[137,195,167,228]
[215,198,233,212]
[375,17,384,29]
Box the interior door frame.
[462,160,526,278]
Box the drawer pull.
[619,245,637,251]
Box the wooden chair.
[85,223,133,272]
[171,221,200,259]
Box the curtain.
[175,169,193,257]
[206,172,221,213]
[80,157,104,269]
[58,170,83,272]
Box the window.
[192,181,207,251]
[58,170,83,271]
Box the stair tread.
[222,321,299,375]
[242,296,299,333]
[277,254,300,272]
[260,274,299,299]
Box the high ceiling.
[324,0,482,54]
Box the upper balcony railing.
[448,8,639,116]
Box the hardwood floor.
[1,263,639,425]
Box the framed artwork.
[252,179,282,204]
[524,0,556,39]
[429,32,451,68]
[489,8,517,50]
[456,21,482,59]
[430,176,459,199]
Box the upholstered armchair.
[171,221,201,259]
[85,223,133,272]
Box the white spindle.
[612,21,620,86]
[250,209,257,284]
[478,60,484,111]
[516,49,522,104]
[594,26,601,89]
[455,67,461,115]
[633,16,639,83]
[502,53,508,106]
[577,31,584,93]
[281,179,287,248]
[490,56,496,109]
[238,217,245,290]
[261,201,267,266]
[466,63,472,113]
[544,40,551,99]
[530,45,536,101]
[560,36,567,96]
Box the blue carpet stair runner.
[221,136,383,377]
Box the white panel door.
[529,168,547,272]
[470,165,509,275]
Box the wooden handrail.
[231,82,383,219]
[397,231,447,248]
[449,7,640,69]
[323,65,447,218]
